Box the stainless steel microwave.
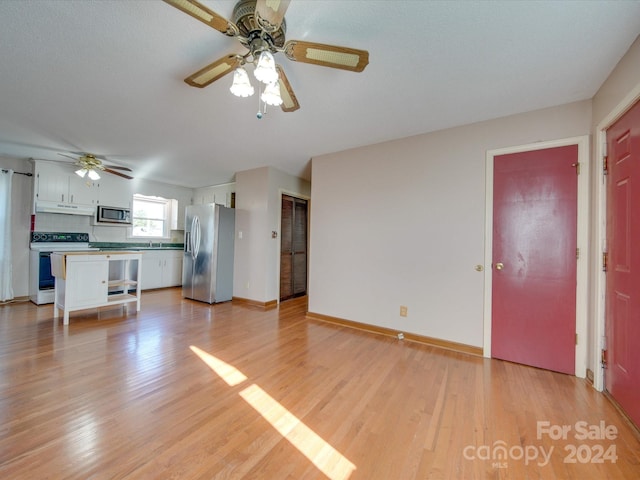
[95,205,132,225]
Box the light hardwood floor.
[1,289,639,479]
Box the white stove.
[29,232,99,305]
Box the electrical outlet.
[400,305,408,317]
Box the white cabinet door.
[36,162,69,203]
[163,251,183,287]
[97,175,132,209]
[35,161,98,205]
[140,251,183,289]
[66,259,109,308]
[141,252,163,290]
[68,174,98,205]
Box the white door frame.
[276,189,311,305]
[593,83,640,392]
[483,136,590,378]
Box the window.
[131,194,175,238]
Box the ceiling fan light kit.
[261,81,283,107]
[253,51,278,84]
[75,167,101,180]
[229,67,254,97]
[163,0,369,117]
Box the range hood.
[35,200,95,216]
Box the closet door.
[280,195,308,301]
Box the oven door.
[38,252,55,291]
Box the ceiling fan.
[58,153,134,180]
[163,0,369,113]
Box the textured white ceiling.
[0,0,639,187]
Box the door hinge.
[576,247,580,259]
[603,155,609,175]
[575,333,579,345]
[572,162,580,175]
[602,252,608,272]
[601,349,608,368]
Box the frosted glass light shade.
[254,51,278,84]
[261,81,283,106]
[75,168,88,178]
[87,169,100,180]
[229,67,254,97]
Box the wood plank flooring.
[1,289,639,479]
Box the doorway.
[483,137,589,377]
[491,145,578,374]
[280,194,308,302]
[604,97,640,427]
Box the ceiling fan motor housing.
[234,0,286,56]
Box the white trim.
[593,82,640,392]
[483,136,590,378]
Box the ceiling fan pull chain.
[256,82,264,119]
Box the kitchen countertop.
[90,242,183,251]
[57,251,145,256]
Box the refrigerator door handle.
[193,216,201,259]
[189,216,197,259]
[184,232,191,253]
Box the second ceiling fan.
[163,0,370,113]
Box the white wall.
[234,167,270,301]
[233,166,310,303]
[309,100,592,348]
[0,157,33,298]
[592,35,640,125]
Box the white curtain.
[0,169,14,301]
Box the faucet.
[149,240,153,248]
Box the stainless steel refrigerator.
[182,204,235,304]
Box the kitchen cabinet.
[34,161,98,206]
[164,250,183,287]
[97,174,133,209]
[51,252,142,325]
[193,183,236,208]
[140,250,183,290]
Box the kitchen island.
[51,251,142,325]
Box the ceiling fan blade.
[284,40,369,72]
[163,0,238,37]
[104,168,134,180]
[104,165,133,172]
[185,54,242,88]
[255,0,291,33]
[275,65,299,112]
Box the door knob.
[495,262,504,270]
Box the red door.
[492,145,578,374]
[605,99,640,428]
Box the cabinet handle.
[61,194,65,202]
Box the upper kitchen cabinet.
[97,174,133,209]
[193,182,235,208]
[33,160,98,211]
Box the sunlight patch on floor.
[240,383,356,480]
[189,345,247,386]
[190,345,356,480]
